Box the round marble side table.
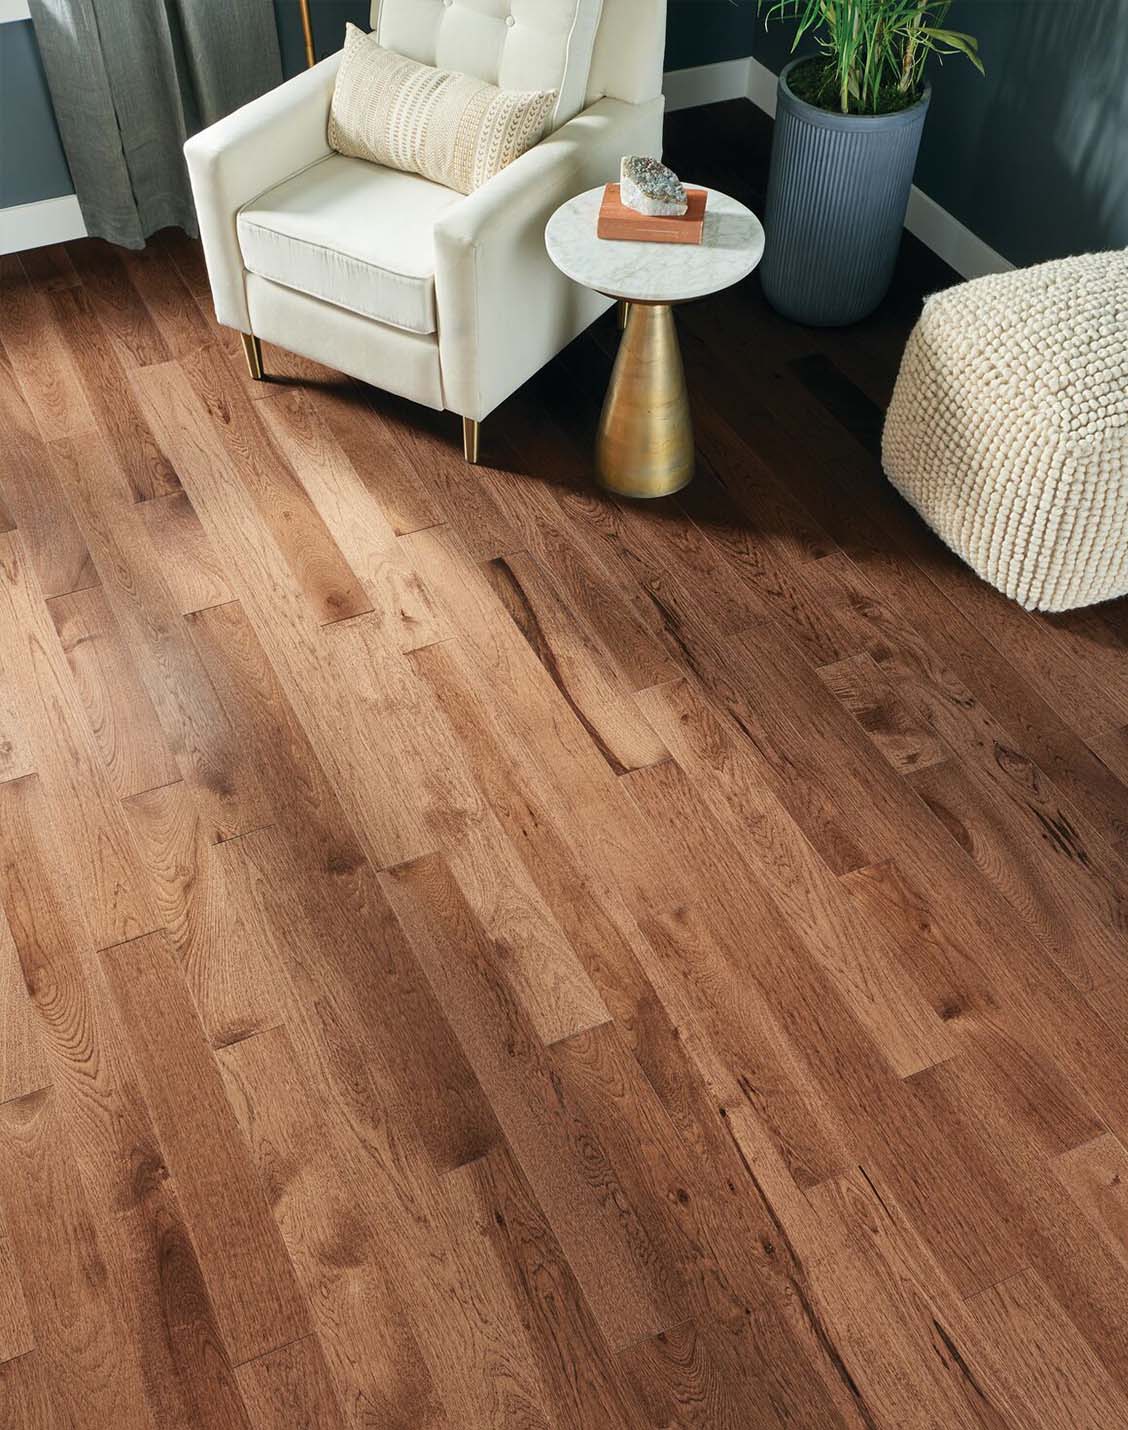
[545,185,764,498]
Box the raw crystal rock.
[619,155,688,217]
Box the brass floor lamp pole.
[297,0,316,68]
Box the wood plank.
[178,345,372,626]
[842,858,1109,1159]
[459,1143,645,1430]
[798,1165,1019,1430]
[818,650,948,775]
[48,585,180,799]
[122,781,283,1049]
[117,240,214,360]
[482,549,669,773]
[0,1353,58,1429]
[131,359,428,869]
[910,1054,1128,1389]
[236,1336,348,1430]
[330,618,610,1045]
[623,756,1028,1299]
[300,379,446,539]
[100,932,309,1366]
[381,852,685,1351]
[66,238,172,369]
[0,348,95,599]
[0,254,94,442]
[636,676,957,1078]
[185,598,360,864]
[210,909,549,1430]
[0,771,248,1428]
[0,1089,152,1428]
[965,1268,1128,1430]
[48,434,270,842]
[0,532,157,947]
[137,491,233,616]
[0,905,49,1106]
[18,243,80,293]
[219,1026,450,1429]
[48,285,180,501]
[254,389,448,652]
[0,1210,34,1365]
[233,820,502,1176]
[908,756,1128,995]
[1052,1133,1128,1278]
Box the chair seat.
[237,153,462,335]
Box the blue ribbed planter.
[761,58,931,326]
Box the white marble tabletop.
[545,184,765,304]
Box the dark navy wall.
[0,18,73,208]
[752,0,1128,267]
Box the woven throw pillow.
[328,24,556,195]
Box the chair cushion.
[370,0,603,131]
[329,26,554,195]
[237,152,461,334]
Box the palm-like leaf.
[760,0,983,112]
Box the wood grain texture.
[100,933,309,1366]
[0,101,1124,1427]
[48,584,180,799]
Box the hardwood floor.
[1,99,1127,1427]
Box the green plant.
[759,0,984,115]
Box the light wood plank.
[48,585,180,799]
[100,932,309,1366]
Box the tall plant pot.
[761,58,930,326]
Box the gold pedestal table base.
[596,301,692,499]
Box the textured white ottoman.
[882,251,1128,612]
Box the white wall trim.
[744,56,1011,279]
[903,187,1012,280]
[0,1,32,23]
[663,57,752,114]
[0,193,86,256]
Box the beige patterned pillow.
[328,24,556,195]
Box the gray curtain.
[28,0,283,248]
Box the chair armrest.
[433,94,664,422]
[184,52,342,332]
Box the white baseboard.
[663,57,753,113]
[903,186,1012,281]
[0,192,86,256]
[743,56,1011,280]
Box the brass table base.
[596,302,693,499]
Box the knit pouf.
[882,251,1128,612]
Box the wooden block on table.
[597,184,707,245]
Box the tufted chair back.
[368,0,666,125]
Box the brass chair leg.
[462,416,480,464]
[240,332,264,381]
[617,298,630,332]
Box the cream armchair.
[184,0,666,461]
